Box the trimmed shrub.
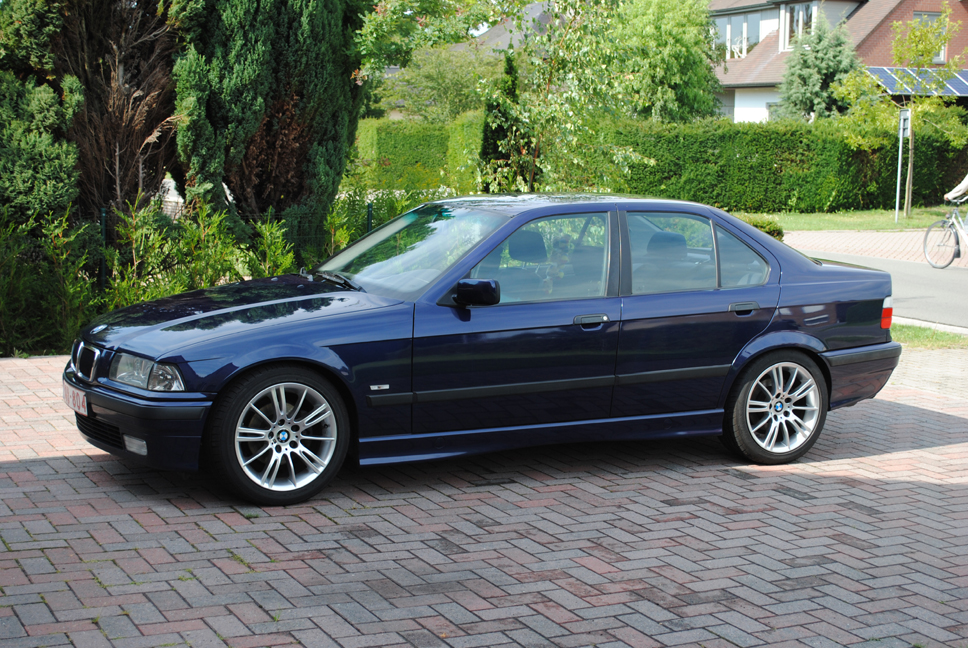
[606,117,966,213]
[737,214,784,241]
[356,119,450,189]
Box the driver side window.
[471,213,609,303]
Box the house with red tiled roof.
[713,0,968,121]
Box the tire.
[924,220,958,269]
[207,365,350,506]
[723,352,828,465]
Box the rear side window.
[716,227,769,288]
[627,212,770,295]
[628,212,716,295]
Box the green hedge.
[356,119,451,189]
[357,114,484,193]
[607,118,968,213]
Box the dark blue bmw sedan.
[63,195,901,505]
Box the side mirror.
[453,278,500,307]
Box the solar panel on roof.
[945,74,968,95]
[867,67,906,94]
[866,67,968,96]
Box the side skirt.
[358,410,724,465]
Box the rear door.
[613,209,780,418]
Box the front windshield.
[318,204,507,300]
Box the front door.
[412,211,621,435]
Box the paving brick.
[5,349,968,647]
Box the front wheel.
[207,366,350,506]
[723,352,828,464]
[924,220,958,269]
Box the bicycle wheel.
[924,220,959,269]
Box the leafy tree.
[835,1,965,215]
[778,14,860,120]
[381,45,500,122]
[0,0,82,225]
[615,0,722,122]
[171,0,368,248]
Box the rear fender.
[719,329,829,408]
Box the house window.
[914,12,945,63]
[783,3,813,50]
[715,13,761,59]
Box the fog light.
[123,435,147,456]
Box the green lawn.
[736,206,950,232]
[891,324,968,349]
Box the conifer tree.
[0,0,82,225]
[778,15,860,120]
[171,0,367,245]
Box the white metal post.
[896,108,911,223]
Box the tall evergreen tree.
[479,50,540,192]
[0,0,82,225]
[778,15,860,120]
[171,0,367,245]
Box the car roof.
[430,193,706,216]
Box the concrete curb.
[894,315,968,336]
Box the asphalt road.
[801,249,968,329]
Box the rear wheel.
[724,352,827,464]
[924,220,958,269]
[208,366,349,506]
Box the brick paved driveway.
[2,353,968,648]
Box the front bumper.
[820,341,902,409]
[63,367,213,471]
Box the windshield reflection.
[318,204,506,300]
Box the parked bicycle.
[924,195,968,268]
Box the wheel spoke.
[248,403,274,427]
[748,399,771,412]
[750,416,770,433]
[242,445,271,467]
[237,426,270,442]
[270,386,288,420]
[296,446,328,474]
[784,367,799,394]
[790,378,816,401]
[293,388,308,419]
[787,414,808,436]
[260,452,283,488]
[764,420,779,450]
[770,367,783,396]
[300,433,335,441]
[300,404,331,428]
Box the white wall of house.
[734,88,780,122]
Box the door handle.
[574,313,610,327]
[728,301,760,315]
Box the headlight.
[109,353,186,392]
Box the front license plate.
[63,380,88,416]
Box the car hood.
[83,274,403,358]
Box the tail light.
[881,296,893,329]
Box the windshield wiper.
[316,270,365,292]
